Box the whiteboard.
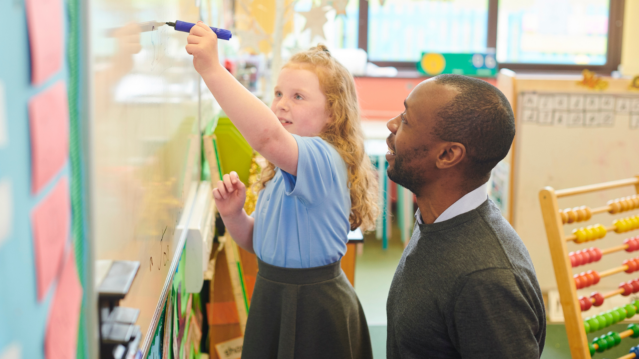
[86,0,218,349]
[499,72,639,292]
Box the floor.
[353,220,639,358]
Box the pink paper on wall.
[25,0,64,85]
[45,247,83,359]
[29,81,69,194]
[31,176,70,301]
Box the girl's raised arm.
[186,22,299,175]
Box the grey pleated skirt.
[241,258,373,359]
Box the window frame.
[358,0,625,73]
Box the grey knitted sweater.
[387,200,546,358]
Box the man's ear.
[435,142,466,169]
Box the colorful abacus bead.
[593,336,607,353]
[561,206,592,224]
[573,224,607,243]
[609,196,639,214]
[624,258,639,273]
[609,200,620,214]
[615,217,639,233]
[580,296,593,311]
[596,224,607,238]
[590,247,603,262]
[626,304,637,318]
[597,314,607,329]
[602,312,614,327]
[574,270,600,289]
[569,247,603,267]
[604,333,617,350]
[627,217,639,232]
[631,345,639,357]
[570,251,590,267]
[574,228,588,243]
[620,282,634,296]
[625,237,639,252]
[604,333,616,349]
[570,252,579,267]
[618,306,629,319]
[589,342,596,356]
[576,206,591,222]
[585,314,604,332]
[610,308,622,323]
[629,323,639,338]
[608,331,622,347]
[591,292,605,307]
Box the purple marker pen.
[166,20,232,40]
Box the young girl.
[186,22,378,359]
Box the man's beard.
[387,155,424,194]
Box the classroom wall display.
[518,92,639,129]
[498,71,639,294]
[25,0,64,85]
[0,0,87,357]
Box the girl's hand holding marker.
[185,21,222,76]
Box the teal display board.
[0,0,89,358]
[417,52,497,77]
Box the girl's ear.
[326,112,334,124]
[324,103,333,124]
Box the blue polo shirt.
[251,135,351,268]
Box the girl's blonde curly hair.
[255,44,379,231]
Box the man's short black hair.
[432,74,515,182]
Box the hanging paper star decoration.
[298,4,330,41]
[237,29,269,53]
[331,0,348,15]
[236,19,271,53]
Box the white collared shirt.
[415,182,489,225]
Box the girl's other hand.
[185,21,222,76]
[212,171,247,218]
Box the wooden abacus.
[540,176,639,359]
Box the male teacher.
[385,74,546,358]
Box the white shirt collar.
[415,182,488,225]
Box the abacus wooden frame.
[539,176,639,359]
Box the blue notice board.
[0,0,88,358]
